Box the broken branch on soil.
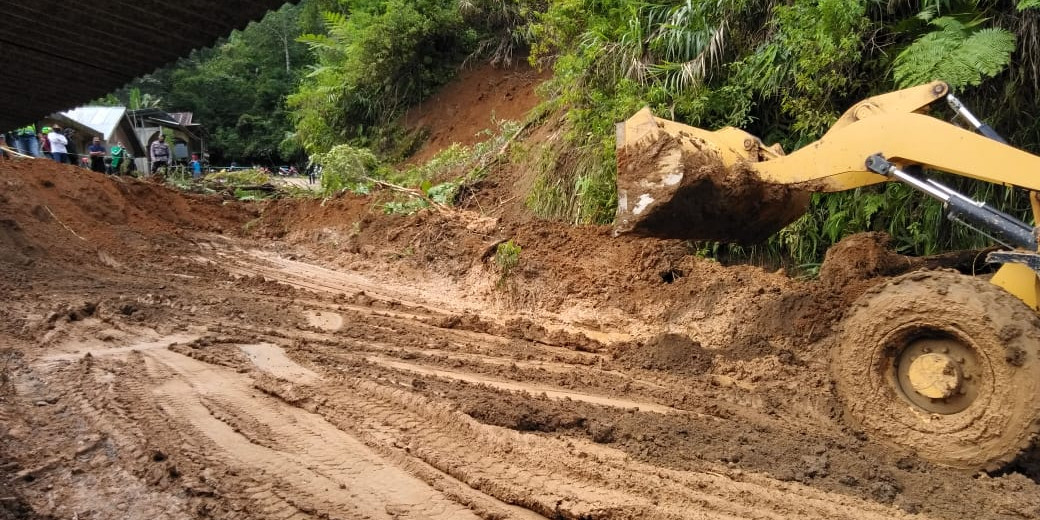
[0,145,34,159]
[363,176,450,213]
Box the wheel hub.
[894,337,980,414]
[906,353,962,399]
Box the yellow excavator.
[615,81,1040,471]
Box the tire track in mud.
[363,354,679,414]
[144,348,490,520]
[282,320,836,445]
[258,367,925,520]
[211,247,818,428]
[202,248,465,316]
[208,246,633,344]
[52,357,202,519]
[209,253,991,518]
[44,349,485,520]
[89,245,1037,519]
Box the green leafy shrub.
[494,240,522,276]
[290,0,476,156]
[312,144,382,197]
[205,169,271,185]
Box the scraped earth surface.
[3,78,1040,520]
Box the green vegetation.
[289,0,477,156]
[494,239,522,277]
[161,168,295,202]
[119,0,1040,267]
[526,0,1040,265]
[313,144,384,197]
[313,119,523,214]
[108,3,311,165]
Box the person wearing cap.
[47,125,69,164]
[40,127,52,159]
[149,137,170,175]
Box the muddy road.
[2,160,1040,519]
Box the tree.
[289,0,475,156]
[109,2,311,165]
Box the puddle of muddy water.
[240,343,320,384]
[304,310,344,331]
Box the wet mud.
[2,143,1040,519]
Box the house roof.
[169,113,196,126]
[128,108,205,141]
[61,107,128,141]
[0,0,296,131]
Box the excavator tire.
[834,270,1040,470]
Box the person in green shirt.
[109,142,126,175]
[13,125,40,157]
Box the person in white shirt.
[47,124,69,164]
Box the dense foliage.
[289,0,476,156]
[527,0,1040,263]
[121,0,1040,265]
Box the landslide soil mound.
[0,160,249,272]
[402,61,548,166]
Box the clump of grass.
[526,137,616,225]
[494,240,522,277]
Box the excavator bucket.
[614,108,810,244]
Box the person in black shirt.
[88,137,106,173]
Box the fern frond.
[893,16,1015,89]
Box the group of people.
[88,136,130,174]
[4,124,77,164]
[149,138,205,179]
[4,124,221,180]
[2,124,130,174]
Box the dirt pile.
[402,61,548,165]
[615,130,809,243]
[0,160,250,275]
